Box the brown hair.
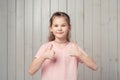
[48,11,71,41]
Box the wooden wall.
[0,0,119,80]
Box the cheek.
[64,28,70,33]
[64,29,70,35]
[50,28,56,32]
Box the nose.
[58,26,62,30]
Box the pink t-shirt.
[35,41,88,80]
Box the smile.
[56,32,64,34]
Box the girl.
[29,11,98,80]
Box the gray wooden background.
[0,0,120,80]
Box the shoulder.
[69,41,79,46]
[39,41,53,49]
[68,42,84,50]
[67,41,79,49]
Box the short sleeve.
[35,43,49,58]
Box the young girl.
[29,11,98,80]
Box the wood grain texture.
[0,0,8,80]
[0,0,119,80]
[8,0,16,80]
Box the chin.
[55,36,65,39]
[55,34,67,39]
[56,37,64,39]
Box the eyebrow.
[53,23,67,25]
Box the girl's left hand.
[69,43,81,57]
[69,43,98,71]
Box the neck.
[54,38,68,43]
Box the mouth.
[56,32,64,34]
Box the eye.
[54,25,58,27]
[61,24,66,27]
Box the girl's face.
[50,17,70,40]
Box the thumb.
[47,44,53,50]
[73,41,78,47]
[72,42,79,50]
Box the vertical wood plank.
[58,0,67,12]
[118,0,120,80]
[50,0,58,16]
[33,0,42,57]
[33,0,42,80]
[84,0,93,80]
[41,0,50,43]
[0,0,7,80]
[75,0,84,80]
[1,0,120,80]
[67,0,76,42]
[25,0,33,80]
[16,0,25,80]
[101,0,109,80]
[108,0,118,80]
[92,0,101,80]
[8,0,16,80]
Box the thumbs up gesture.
[44,44,55,60]
[69,43,81,57]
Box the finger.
[69,52,76,57]
[50,49,55,56]
[73,42,79,49]
[48,50,55,60]
[49,44,53,50]
[47,44,53,50]
[53,51,55,56]
[74,41,78,46]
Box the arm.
[69,43,98,71]
[77,53,98,71]
[29,54,46,76]
[29,44,55,76]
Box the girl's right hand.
[44,44,55,60]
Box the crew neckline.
[52,41,70,50]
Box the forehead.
[52,16,67,23]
